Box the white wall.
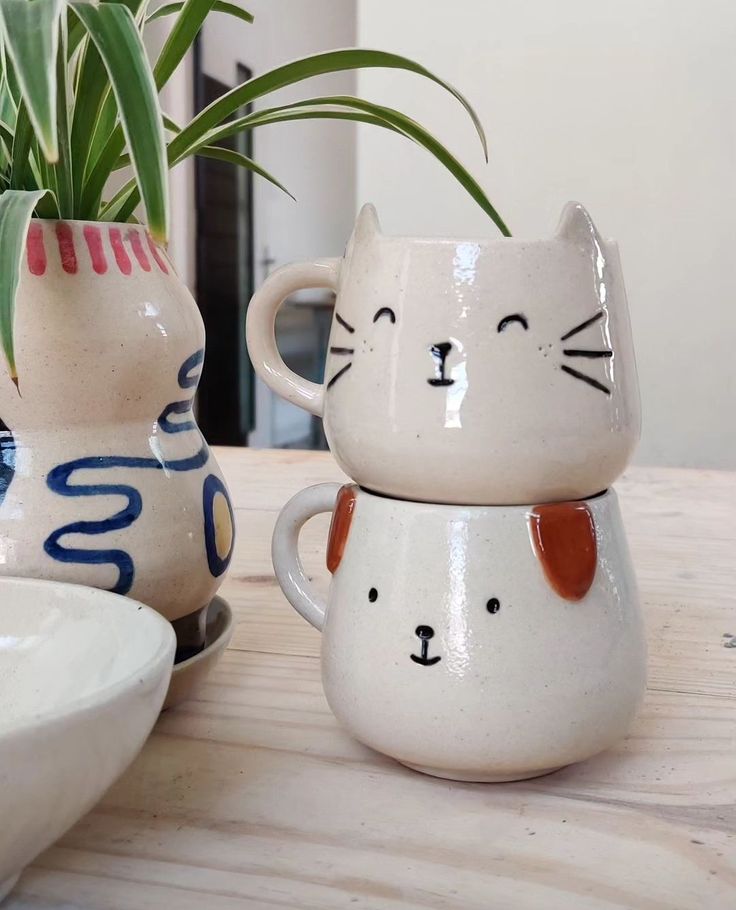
[356,0,736,469]
[202,0,357,283]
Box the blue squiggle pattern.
[44,349,210,594]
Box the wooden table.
[8,450,736,910]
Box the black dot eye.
[368,588,378,602]
[373,307,396,324]
[497,314,528,333]
[486,598,500,614]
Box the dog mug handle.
[246,258,341,417]
[271,483,343,631]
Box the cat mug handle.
[271,483,342,631]
[246,258,341,417]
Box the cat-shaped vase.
[247,202,640,505]
[272,482,647,782]
[0,220,235,625]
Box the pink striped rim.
[27,223,46,276]
[146,233,169,273]
[25,223,174,277]
[109,227,132,275]
[55,222,78,274]
[83,224,108,275]
[127,229,151,272]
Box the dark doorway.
[194,48,255,444]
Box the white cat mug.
[272,482,647,782]
[247,203,641,505]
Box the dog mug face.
[247,203,640,504]
[271,483,647,782]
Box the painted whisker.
[563,349,612,358]
[330,347,354,355]
[560,364,610,395]
[560,310,603,341]
[326,362,352,389]
[335,313,355,333]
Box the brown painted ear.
[327,484,358,574]
[529,502,597,601]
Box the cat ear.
[556,202,603,252]
[528,502,597,601]
[345,204,382,257]
[355,203,381,238]
[327,484,358,573]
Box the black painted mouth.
[411,625,440,666]
[410,653,441,666]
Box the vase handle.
[271,483,342,631]
[246,258,340,417]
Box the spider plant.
[0,0,510,385]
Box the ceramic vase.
[0,220,236,628]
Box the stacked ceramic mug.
[246,203,646,782]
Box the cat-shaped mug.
[272,483,647,781]
[247,203,640,505]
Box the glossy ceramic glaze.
[272,483,646,781]
[0,220,235,622]
[247,203,640,505]
[0,577,175,901]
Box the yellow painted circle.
[212,490,234,560]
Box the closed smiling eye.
[373,307,396,324]
[497,313,528,332]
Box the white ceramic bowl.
[0,577,176,902]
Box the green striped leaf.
[70,33,112,207]
[78,123,124,216]
[71,2,169,241]
[0,56,17,129]
[103,145,293,224]
[262,97,510,236]
[9,101,32,189]
[98,179,138,222]
[174,97,510,236]
[146,0,253,25]
[0,0,64,162]
[153,0,217,90]
[193,145,292,200]
[0,117,13,150]
[51,33,74,216]
[167,49,488,165]
[0,189,46,382]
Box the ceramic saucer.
[163,595,233,710]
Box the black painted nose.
[428,342,455,387]
[431,341,452,358]
[415,625,434,640]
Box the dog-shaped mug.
[272,483,646,781]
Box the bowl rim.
[0,576,175,740]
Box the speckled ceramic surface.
[0,220,235,622]
[271,483,646,782]
[0,576,175,902]
[247,203,640,505]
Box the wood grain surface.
[7,449,736,910]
